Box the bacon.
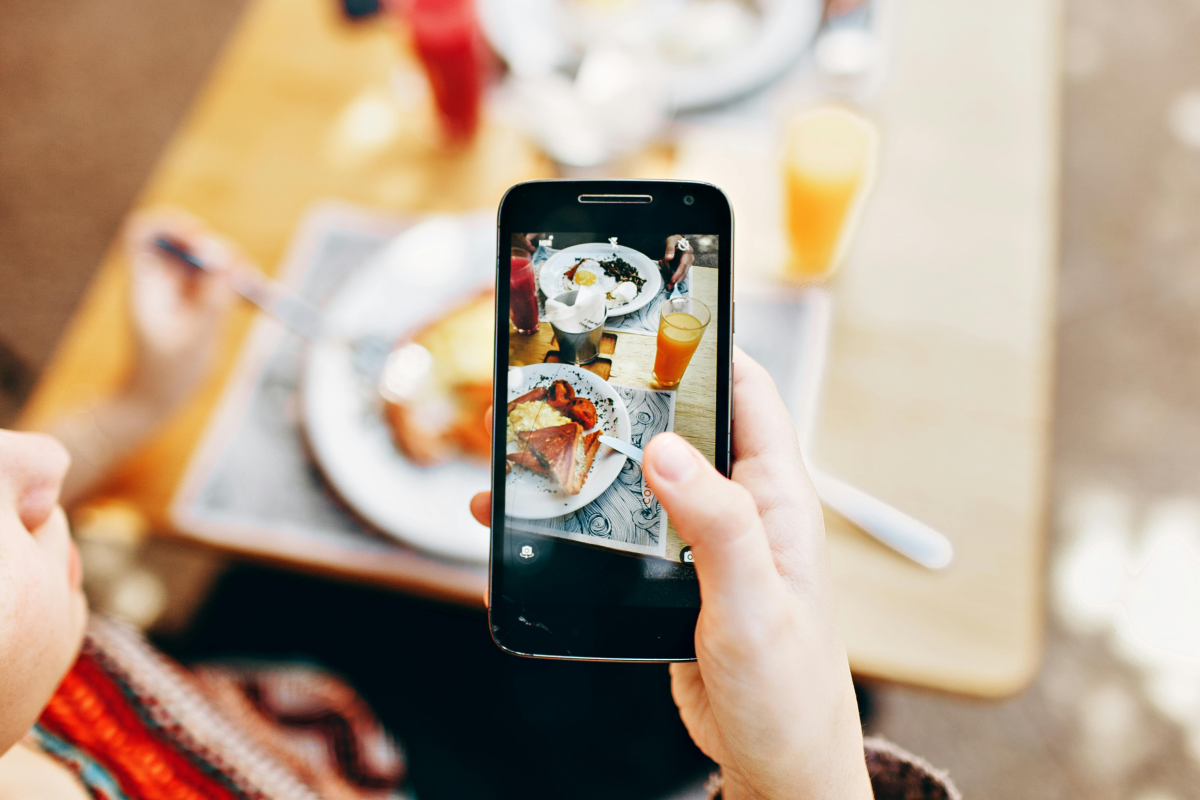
[506,386,547,415]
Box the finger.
[731,347,803,466]
[671,261,689,286]
[664,234,681,261]
[470,491,491,527]
[127,209,238,310]
[729,348,827,593]
[644,433,781,616]
[0,430,71,533]
[473,409,494,526]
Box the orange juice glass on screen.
[784,105,879,281]
[654,298,710,388]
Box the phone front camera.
[683,195,695,206]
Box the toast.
[515,422,602,495]
[380,290,494,466]
[505,449,549,475]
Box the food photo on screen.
[504,232,720,562]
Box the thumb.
[643,433,780,615]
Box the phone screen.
[491,181,733,660]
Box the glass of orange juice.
[653,298,710,388]
[784,105,879,281]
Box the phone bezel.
[489,180,734,662]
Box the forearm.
[42,393,168,507]
[711,738,960,800]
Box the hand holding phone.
[647,350,873,800]
[473,349,873,799]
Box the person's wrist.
[121,357,195,416]
[717,723,874,800]
[720,765,873,800]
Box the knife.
[808,467,954,570]
[599,435,643,464]
[155,236,327,342]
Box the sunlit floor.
[5,0,1200,797]
[868,1,1200,796]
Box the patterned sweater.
[28,617,957,800]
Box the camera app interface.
[504,232,720,568]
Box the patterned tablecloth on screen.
[504,383,675,558]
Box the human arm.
[642,349,871,800]
[37,210,236,506]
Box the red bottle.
[405,0,487,143]
[510,250,539,334]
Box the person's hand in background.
[662,234,694,292]
[122,210,238,413]
[513,232,549,254]
[40,209,237,505]
[642,349,873,800]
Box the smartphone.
[490,180,734,661]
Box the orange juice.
[784,106,878,281]
[654,312,706,387]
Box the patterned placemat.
[504,384,676,558]
[531,245,691,336]
[181,225,405,551]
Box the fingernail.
[653,435,699,483]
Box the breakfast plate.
[303,215,496,564]
[538,243,662,316]
[505,362,631,520]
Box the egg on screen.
[570,260,616,293]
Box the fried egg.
[569,259,617,293]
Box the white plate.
[538,243,663,316]
[505,363,631,520]
[476,0,821,112]
[302,216,496,563]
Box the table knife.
[599,435,643,464]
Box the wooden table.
[19,0,1058,696]
[671,1,1059,696]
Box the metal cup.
[548,290,607,364]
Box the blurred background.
[4,0,1200,797]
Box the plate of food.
[505,363,631,520]
[303,216,496,563]
[537,242,663,316]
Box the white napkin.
[545,286,607,333]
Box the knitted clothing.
[30,617,407,800]
[30,616,956,800]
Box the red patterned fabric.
[31,617,406,800]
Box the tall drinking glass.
[510,247,539,334]
[653,298,710,388]
[784,105,878,281]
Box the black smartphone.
[489,179,734,661]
